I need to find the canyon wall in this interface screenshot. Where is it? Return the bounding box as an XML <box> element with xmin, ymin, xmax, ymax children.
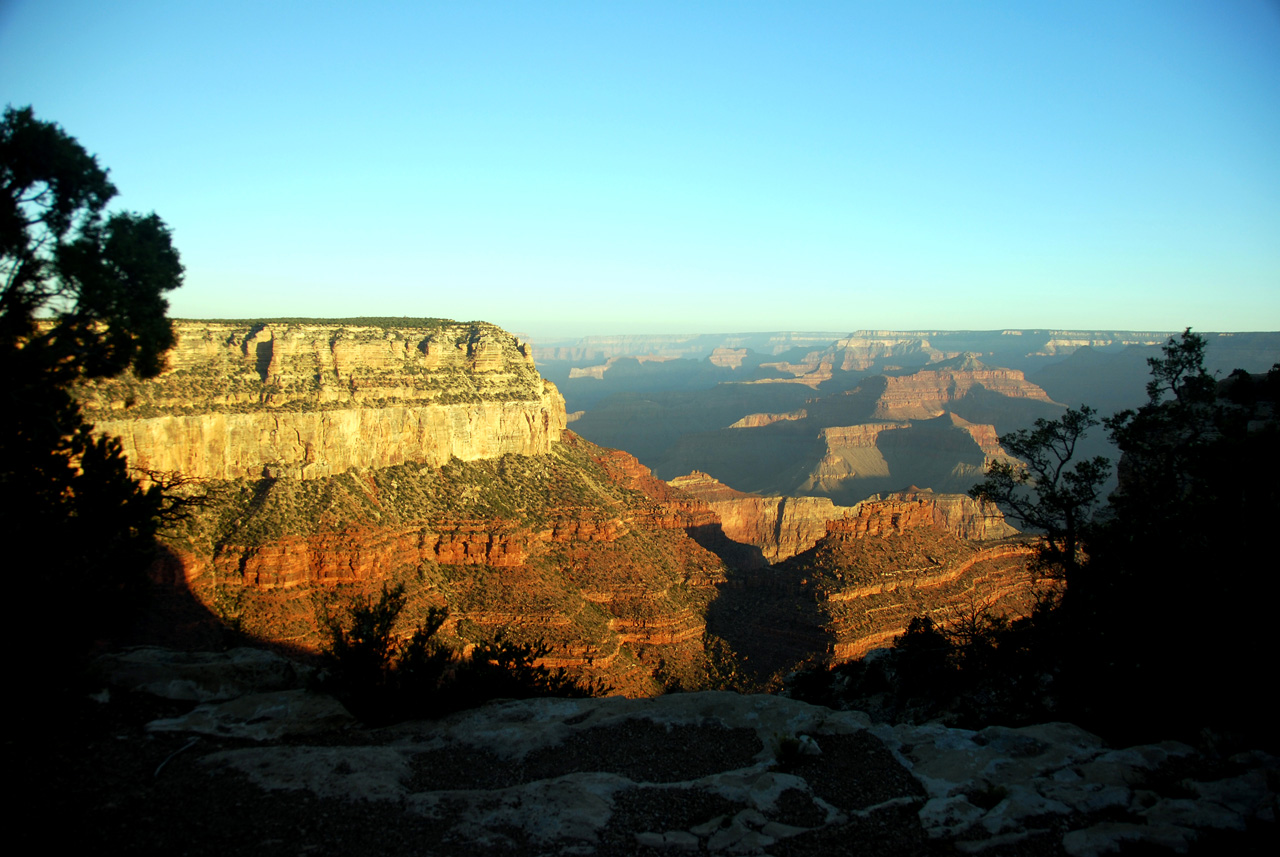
<box><xmin>669</xmin><ymin>471</ymin><xmax>1016</xmax><ymax>564</ymax></box>
<box><xmin>827</xmin><ymin>489</ymin><xmax>1017</xmax><ymax>542</ymax></box>
<box><xmin>99</xmin><ymin>319</ymin><xmax>1041</xmax><ymax>694</ymax></box>
<box><xmin>708</xmin><ymin>497</ymin><xmax>1033</xmax><ymax>679</ymax></box>
<box><xmin>80</xmin><ymin>320</ymin><xmax>748</xmax><ymax>694</ymax></box>
<box><xmin>871</xmin><ymin>356</ymin><xmax>1055</xmax><ymax>421</ymax></box>
<box><xmin>81</xmin><ymin>320</ymin><xmax>565</xmax><ymax>480</ymax></box>
<box><xmin>669</xmin><ymin>471</ymin><xmax>852</xmax><ymax>563</ymax></box>
<box><xmin>150</xmin><ymin>431</ymin><xmax>731</xmax><ymax>696</ymax></box>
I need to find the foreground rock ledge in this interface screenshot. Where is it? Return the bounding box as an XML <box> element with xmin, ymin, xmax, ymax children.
<box><xmin>94</xmin><ymin>647</ymin><xmax>1278</xmax><ymax>856</ymax></box>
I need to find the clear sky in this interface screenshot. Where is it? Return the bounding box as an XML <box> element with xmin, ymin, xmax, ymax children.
<box><xmin>3</xmin><ymin>1</ymin><xmax>1277</xmax><ymax>339</ymax></box>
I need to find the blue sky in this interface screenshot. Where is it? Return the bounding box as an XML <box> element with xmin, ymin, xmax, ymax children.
<box><xmin>2</xmin><ymin>1</ymin><xmax>1277</xmax><ymax>338</ymax></box>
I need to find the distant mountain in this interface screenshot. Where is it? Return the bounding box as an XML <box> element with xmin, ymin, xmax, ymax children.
<box><xmin>576</xmin><ymin>355</ymin><xmax>1062</xmax><ymax>504</ymax></box>
<box><xmin>539</xmin><ymin>329</ymin><xmax>1279</xmax><ymax>419</ymax></box>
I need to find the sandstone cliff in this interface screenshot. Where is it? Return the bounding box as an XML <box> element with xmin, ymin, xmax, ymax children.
<box><xmin>670</xmin><ymin>472</ymin><xmax>1016</xmax><ymax>565</ymax></box>
<box><xmin>81</xmin><ymin>320</ymin><xmax>565</xmax><ymax>480</ymax></box>
<box><xmin>153</xmin><ymin>432</ymin><xmax>730</xmax><ymax>696</ymax></box>
<box><xmin>871</xmin><ymin>355</ymin><xmax>1055</xmax><ymax>421</ymax></box>
<box><xmin>100</xmin><ymin>320</ymin><xmax>1042</xmax><ymax>696</ymax></box>
<box><xmin>669</xmin><ymin>471</ymin><xmax>857</xmax><ymax>563</ymax></box>
<box><xmin>82</xmin><ymin>320</ymin><xmax>742</xmax><ymax>694</ymax></box>
<box><xmin>827</xmin><ymin>488</ymin><xmax>1017</xmax><ymax>542</ymax></box>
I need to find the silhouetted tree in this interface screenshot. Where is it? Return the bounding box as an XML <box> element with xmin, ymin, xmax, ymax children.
<box><xmin>1</xmin><ymin>106</ymin><xmax>183</xmax><ymax>668</ymax></box>
<box><xmin>969</xmin><ymin>406</ymin><xmax>1110</xmax><ymax>584</ymax></box>
<box><xmin>1081</xmin><ymin>329</ymin><xmax>1280</xmax><ymax>742</ymax></box>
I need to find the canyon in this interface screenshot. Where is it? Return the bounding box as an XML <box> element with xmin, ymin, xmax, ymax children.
<box><xmin>633</xmin><ymin>357</ymin><xmax>1057</xmax><ymax>505</ymax></box>
<box><xmin>91</xmin><ymin>319</ymin><xmax>1042</xmax><ymax>693</ymax></box>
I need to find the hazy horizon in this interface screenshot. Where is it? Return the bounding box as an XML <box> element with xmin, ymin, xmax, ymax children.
<box><xmin>4</xmin><ymin>1</ymin><xmax>1277</xmax><ymax>338</ymax></box>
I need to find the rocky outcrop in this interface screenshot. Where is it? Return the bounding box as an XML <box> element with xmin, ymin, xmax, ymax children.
<box><xmin>567</xmin><ymin>354</ymin><xmax>679</xmax><ymax>380</ymax></box>
<box><xmin>793</xmin><ymin>416</ymin><xmax>1011</xmax><ymax>502</ymax></box>
<box><xmin>670</xmin><ymin>471</ymin><xmax>857</xmax><ymax>563</ymax></box>
<box><xmin>768</xmin><ymin>334</ymin><xmax>956</xmax><ymax>375</ymax></box>
<box><xmin>728</xmin><ymin>409</ymin><xmax>807</xmax><ymax>428</ymax></box>
<box><xmin>80</xmin><ymin>320</ymin><xmax>566</xmax><ymax>480</ymax></box>
<box><xmin>91</xmin><ymin>649</ymin><xmax>1280</xmax><ymax>857</ymax></box>
<box><xmin>872</xmin><ymin>355</ymin><xmax>1055</xmax><ymax>421</ymax></box>
<box><xmin>756</xmin><ymin>354</ymin><xmax>838</xmax><ymax>387</ymax></box>
<box><xmin>77</xmin><ymin>320</ymin><xmax>749</xmax><ymax>694</ymax></box>
<box><xmin>635</xmin><ymin>354</ymin><xmax>1054</xmax><ymax>505</ymax></box>
<box><xmin>708</xmin><ymin>489</ymin><xmax>1029</xmax><ymax>678</ymax></box>
<box><xmin>829</xmin><ymin>489</ymin><xmax>1017</xmax><ymax>542</ymax></box>
<box><xmin>95</xmin><ymin>400</ymin><xmax>565</xmax><ymax>480</ymax></box>
<box><xmin>667</xmin><ymin>471</ymin><xmax>1015</xmax><ymax>573</ymax></box>
<box><xmin>708</xmin><ymin>347</ymin><xmax>749</xmax><ymax>368</ymax></box>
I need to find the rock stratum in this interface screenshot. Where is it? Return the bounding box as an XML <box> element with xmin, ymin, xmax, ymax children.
<box><xmin>706</xmin><ymin>490</ymin><xmax>1034</xmax><ymax>679</ymax></box>
<box><xmin>80</xmin><ymin>320</ymin><xmax>566</xmax><ymax>480</ymax></box>
<box><xmin>81</xmin><ymin>320</ymin><xmax>727</xmax><ymax>694</ymax></box>
<box><xmin>147</xmin><ymin>430</ymin><xmax>731</xmax><ymax>696</ymax></box>
<box><xmin>668</xmin><ymin>472</ymin><xmax>1015</xmax><ymax>565</ymax></box>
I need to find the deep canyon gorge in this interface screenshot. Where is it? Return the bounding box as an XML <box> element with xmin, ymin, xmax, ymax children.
<box><xmin>81</xmin><ymin>319</ymin><xmax>1051</xmax><ymax>693</ymax></box>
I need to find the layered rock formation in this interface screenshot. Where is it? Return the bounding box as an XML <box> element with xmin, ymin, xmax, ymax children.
<box><xmin>669</xmin><ymin>472</ymin><xmax>1015</xmax><ymax>566</ymax></box>
<box><xmin>754</xmin><ymin>335</ymin><xmax>955</xmax><ymax>384</ymax></box>
<box><xmin>93</xmin><ymin>319</ymin><xmax>1046</xmax><ymax>695</ymax></box>
<box><xmin>668</xmin><ymin>471</ymin><xmax>856</xmax><ymax>563</ymax></box>
<box><xmin>728</xmin><ymin>409</ymin><xmax>807</xmax><ymax>428</ymax></box>
<box><xmin>567</xmin><ymin>354</ymin><xmax>679</xmax><ymax>380</ymax></box>
<box><xmin>871</xmin><ymin>355</ymin><xmax>1055</xmax><ymax>420</ymax></box>
<box><xmin>81</xmin><ymin>320</ymin><xmax>565</xmax><ymax>480</ymax></box>
<box><xmin>82</xmin><ymin>320</ymin><xmax>742</xmax><ymax>694</ymax></box>
<box><xmin>828</xmin><ymin>489</ymin><xmax>1017</xmax><ymax>542</ymax></box>
<box><xmin>706</xmin><ymin>487</ymin><xmax>1030</xmax><ymax>678</ymax></box>
<box><xmin>148</xmin><ymin>432</ymin><xmax>730</xmax><ymax>695</ymax></box>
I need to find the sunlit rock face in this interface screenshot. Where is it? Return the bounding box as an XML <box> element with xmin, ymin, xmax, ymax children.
<box><xmin>870</xmin><ymin>355</ymin><xmax>1056</xmax><ymax>421</ymax></box>
<box><xmin>668</xmin><ymin>471</ymin><xmax>855</xmax><ymax>563</ymax></box>
<box><xmin>80</xmin><ymin>320</ymin><xmax>566</xmax><ymax>479</ymax></box>
<box><xmin>668</xmin><ymin>471</ymin><xmax>1016</xmax><ymax>566</ymax></box>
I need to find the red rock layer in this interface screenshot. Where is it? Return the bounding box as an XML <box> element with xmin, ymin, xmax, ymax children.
<box><xmin>828</xmin><ymin>490</ymin><xmax>1016</xmax><ymax>541</ymax></box>
<box><xmin>873</xmin><ymin>358</ymin><xmax>1054</xmax><ymax>421</ymax></box>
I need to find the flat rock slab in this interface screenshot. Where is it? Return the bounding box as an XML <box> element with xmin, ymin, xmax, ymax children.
<box><xmin>80</xmin><ymin>648</ymin><xmax>1279</xmax><ymax>856</ymax></box>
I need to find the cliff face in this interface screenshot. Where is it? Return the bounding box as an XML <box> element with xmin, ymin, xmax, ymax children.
<box><xmin>87</xmin><ymin>320</ymin><xmax>738</xmax><ymax>694</ymax></box>
<box><xmin>708</xmin><ymin>500</ymin><xmax>1033</xmax><ymax>678</ymax></box>
<box><xmin>81</xmin><ymin>321</ymin><xmax>565</xmax><ymax>480</ymax></box>
<box><xmin>668</xmin><ymin>472</ymin><xmax>1015</xmax><ymax>564</ymax></box>
<box><xmin>760</xmin><ymin>335</ymin><xmax>954</xmax><ymax>378</ymax></box>
<box><xmin>648</xmin><ymin>356</ymin><xmax>1051</xmax><ymax>505</ymax></box>
<box><xmin>154</xmin><ymin>432</ymin><xmax>729</xmax><ymax>696</ymax></box>
<box><xmin>101</xmin><ymin>320</ymin><xmax>1042</xmax><ymax>694</ymax></box>
<box><xmin>669</xmin><ymin>471</ymin><xmax>854</xmax><ymax>563</ymax></box>
<box><xmin>827</xmin><ymin>489</ymin><xmax>1017</xmax><ymax>542</ymax></box>
<box><xmin>872</xmin><ymin>356</ymin><xmax>1055</xmax><ymax>421</ymax></box>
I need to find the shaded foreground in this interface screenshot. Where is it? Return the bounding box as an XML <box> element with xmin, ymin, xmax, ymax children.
<box><xmin>55</xmin><ymin>647</ymin><xmax>1279</xmax><ymax>856</ymax></box>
